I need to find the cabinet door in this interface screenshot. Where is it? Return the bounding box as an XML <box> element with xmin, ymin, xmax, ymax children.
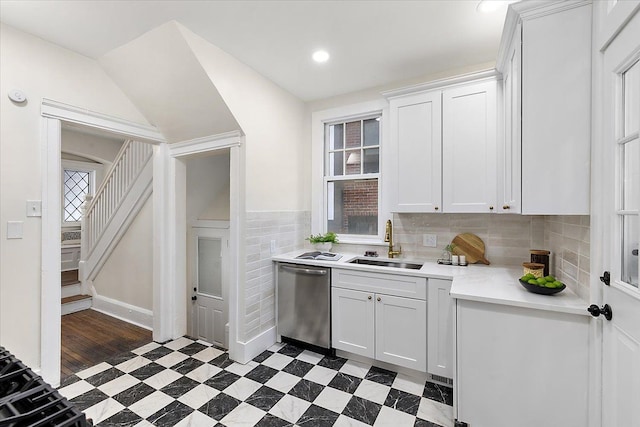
<box><xmin>427</xmin><ymin>279</ymin><xmax>453</xmax><ymax>379</ymax></box>
<box><xmin>498</xmin><ymin>23</ymin><xmax>522</xmax><ymax>214</ymax></box>
<box><xmin>521</xmin><ymin>3</ymin><xmax>591</xmax><ymax>214</ymax></box>
<box><xmin>455</xmin><ymin>300</ymin><xmax>589</xmax><ymax>426</ymax></box>
<box><xmin>389</xmin><ymin>91</ymin><xmax>442</xmax><ymax>213</ymax></box>
<box><xmin>442</xmin><ymin>80</ymin><xmax>497</xmax><ymax>213</ymax></box>
<box><xmin>331</xmin><ymin>287</ymin><xmax>375</xmax><ymax>358</ymax></box>
<box><xmin>375</xmin><ymin>293</ymin><xmax>427</xmax><ymax>372</ymax></box>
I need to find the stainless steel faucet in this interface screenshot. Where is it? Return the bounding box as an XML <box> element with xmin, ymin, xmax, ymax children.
<box><xmin>384</xmin><ymin>219</ymin><xmax>401</xmax><ymax>259</ymax></box>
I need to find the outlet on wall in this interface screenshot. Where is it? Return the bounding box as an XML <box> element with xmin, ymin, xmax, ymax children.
<box><xmin>423</xmin><ymin>233</ymin><xmax>437</xmax><ymax>247</ymax></box>
<box><xmin>270</xmin><ymin>240</ymin><xmax>277</xmax><ymax>254</ymax></box>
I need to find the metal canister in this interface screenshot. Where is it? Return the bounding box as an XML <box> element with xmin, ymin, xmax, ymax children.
<box><xmin>530</xmin><ymin>250</ymin><xmax>550</xmax><ymax>277</ymax></box>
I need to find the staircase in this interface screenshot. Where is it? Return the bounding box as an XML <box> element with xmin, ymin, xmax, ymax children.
<box><xmin>61</xmin><ymin>269</ymin><xmax>91</xmax><ymax>314</ymax></box>
<box><xmin>62</xmin><ymin>139</ymin><xmax>153</xmax><ymax>314</ymax></box>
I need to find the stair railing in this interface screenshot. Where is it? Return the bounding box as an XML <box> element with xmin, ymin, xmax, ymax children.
<box><xmin>81</xmin><ymin>140</ymin><xmax>153</xmax><ymax>258</ymax></box>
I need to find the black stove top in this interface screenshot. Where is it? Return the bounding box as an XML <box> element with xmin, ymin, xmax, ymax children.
<box><xmin>0</xmin><ymin>347</ymin><xmax>90</xmax><ymax>427</ymax></box>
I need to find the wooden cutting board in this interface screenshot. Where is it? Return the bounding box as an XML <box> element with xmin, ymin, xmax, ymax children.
<box><xmin>451</xmin><ymin>233</ymin><xmax>490</xmax><ymax>265</ymax></box>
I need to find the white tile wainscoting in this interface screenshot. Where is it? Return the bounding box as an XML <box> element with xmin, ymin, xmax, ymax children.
<box><xmin>244</xmin><ymin>211</ymin><xmax>310</xmax><ymax>342</ymax></box>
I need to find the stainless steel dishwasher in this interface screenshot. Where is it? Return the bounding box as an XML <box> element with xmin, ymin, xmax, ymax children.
<box><xmin>277</xmin><ymin>263</ymin><xmax>331</xmax><ymax>349</ymax></box>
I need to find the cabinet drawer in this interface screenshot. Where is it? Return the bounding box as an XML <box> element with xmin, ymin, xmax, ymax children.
<box><xmin>332</xmin><ymin>268</ymin><xmax>426</xmax><ymax>300</ymax></box>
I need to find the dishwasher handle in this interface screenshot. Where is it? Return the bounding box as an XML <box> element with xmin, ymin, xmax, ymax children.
<box><xmin>280</xmin><ymin>264</ymin><xmax>328</xmax><ymax>276</ymax></box>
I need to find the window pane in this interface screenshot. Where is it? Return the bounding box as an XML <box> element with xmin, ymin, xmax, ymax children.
<box><xmin>624</xmin><ymin>60</ymin><xmax>639</xmax><ymax>136</ymax></box>
<box><xmin>327</xmin><ymin>179</ymin><xmax>378</xmax><ymax>235</ymax></box>
<box><xmin>363</xmin><ymin>118</ymin><xmax>380</xmax><ymax>146</ymax></box>
<box><xmin>328</xmin><ymin>123</ymin><xmax>344</xmax><ymax>150</ymax></box>
<box><xmin>328</xmin><ymin>151</ymin><xmax>344</xmax><ymax>176</ymax></box>
<box><xmin>345</xmin><ymin>121</ymin><xmax>361</xmax><ymax>149</ymax></box>
<box><xmin>198</xmin><ymin>237</ymin><xmax>222</xmax><ymax>298</ymax></box>
<box><xmin>622</xmin><ymin>215</ymin><xmax>639</xmax><ymax>287</ymax></box>
<box><xmin>623</xmin><ymin>139</ymin><xmax>639</xmax><ymax>211</ymax></box>
<box><xmin>63</xmin><ymin>169</ymin><xmax>91</xmax><ymax>222</ymax></box>
<box><xmin>345</xmin><ymin>150</ymin><xmax>361</xmax><ymax>175</ymax></box>
<box><xmin>363</xmin><ymin>148</ymin><xmax>379</xmax><ymax>173</ymax></box>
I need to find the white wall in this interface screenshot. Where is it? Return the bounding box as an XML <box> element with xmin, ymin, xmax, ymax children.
<box><xmin>99</xmin><ymin>21</ymin><xmax>240</xmax><ymax>144</ymax></box>
<box><xmin>92</xmin><ymin>197</ymin><xmax>153</xmax><ymax>311</ymax></box>
<box><xmin>186</xmin><ymin>152</ymin><xmax>230</xmax><ymax>222</ymax></box>
<box><xmin>0</xmin><ymin>23</ymin><xmax>148</xmax><ymax>368</ymax></box>
<box><xmin>178</xmin><ymin>24</ymin><xmax>309</xmax><ymax>212</ymax></box>
<box><xmin>61</xmin><ymin>127</ymin><xmax>125</xmax><ymax>166</ymax></box>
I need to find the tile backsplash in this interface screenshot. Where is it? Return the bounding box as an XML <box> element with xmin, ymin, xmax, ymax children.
<box><xmin>338</xmin><ymin>213</ymin><xmax>545</xmax><ymax>266</ymax></box>
<box><xmin>543</xmin><ymin>216</ymin><xmax>590</xmax><ymax>300</ymax></box>
<box><xmin>336</xmin><ymin>213</ymin><xmax>591</xmax><ymax>298</ymax></box>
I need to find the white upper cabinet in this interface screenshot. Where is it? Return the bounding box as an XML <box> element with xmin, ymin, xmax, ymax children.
<box><xmin>498</xmin><ymin>23</ymin><xmax>522</xmax><ymax>214</ymax></box>
<box><xmin>442</xmin><ymin>80</ymin><xmax>497</xmax><ymax>213</ymax></box>
<box><xmin>386</xmin><ymin>73</ymin><xmax>499</xmax><ymax>213</ymax></box>
<box><xmin>389</xmin><ymin>91</ymin><xmax>442</xmax><ymax>212</ymax></box>
<box><xmin>497</xmin><ymin>1</ymin><xmax>592</xmax><ymax>215</ymax></box>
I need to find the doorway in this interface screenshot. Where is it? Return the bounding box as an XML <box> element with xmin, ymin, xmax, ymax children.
<box><xmin>40</xmin><ymin>100</ymin><xmax>165</xmax><ymax>387</ymax></box>
<box><xmin>190</xmin><ymin>225</ymin><xmax>229</xmax><ymax>348</ymax></box>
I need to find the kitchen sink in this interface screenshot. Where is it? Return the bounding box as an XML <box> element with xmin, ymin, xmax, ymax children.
<box><xmin>349</xmin><ymin>258</ymin><xmax>423</xmax><ymax>270</ymax></box>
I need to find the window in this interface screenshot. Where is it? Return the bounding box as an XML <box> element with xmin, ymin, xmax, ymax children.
<box><xmin>617</xmin><ymin>59</ymin><xmax>639</xmax><ymax>287</ymax></box>
<box><xmin>62</xmin><ymin>160</ymin><xmax>101</xmax><ymax>226</ymax></box>
<box><xmin>325</xmin><ymin>116</ymin><xmax>381</xmax><ymax>237</ymax></box>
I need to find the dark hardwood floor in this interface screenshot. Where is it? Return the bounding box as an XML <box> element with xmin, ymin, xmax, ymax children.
<box><xmin>61</xmin><ymin>309</ymin><xmax>152</xmax><ymax>379</ymax></box>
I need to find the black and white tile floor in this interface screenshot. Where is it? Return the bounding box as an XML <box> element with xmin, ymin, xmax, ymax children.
<box><xmin>58</xmin><ymin>337</ymin><xmax>454</xmax><ymax>426</ymax></box>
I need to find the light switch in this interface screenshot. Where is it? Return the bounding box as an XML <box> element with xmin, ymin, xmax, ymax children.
<box><xmin>7</xmin><ymin>221</ymin><xmax>23</xmax><ymax>239</ymax></box>
<box><xmin>423</xmin><ymin>233</ymin><xmax>437</xmax><ymax>247</ymax></box>
<box><xmin>26</xmin><ymin>200</ymin><xmax>42</xmax><ymax>217</ymax></box>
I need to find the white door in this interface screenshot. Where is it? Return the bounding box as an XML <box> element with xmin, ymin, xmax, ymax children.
<box><xmin>191</xmin><ymin>227</ymin><xmax>229</xmax><ymax>348</ymax></box>
<box><xmin>597</xmin><ymin>5</ymin><xmax>640</xmax><ymax>426</ymax></box>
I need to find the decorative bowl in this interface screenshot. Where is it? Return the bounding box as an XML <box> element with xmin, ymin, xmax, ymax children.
<box><xmin>518</xmin><ymin>279</ymin><xmax>566</xmax><ymax>295</ymax></box>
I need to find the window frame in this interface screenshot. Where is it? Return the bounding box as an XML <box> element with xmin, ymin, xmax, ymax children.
<box><xmin>311</xmin><ymin>100</ymin><xmax>389</xmax><ymax>245</ymax></box>
<box><xmin>61</xmin><ymin>159</ymin><xmax>103</xmax><ymax>228</ymax></box>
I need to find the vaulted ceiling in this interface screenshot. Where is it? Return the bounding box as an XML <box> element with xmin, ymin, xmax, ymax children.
<box><xmin>0</xmin><ymin>0</ymin><xmax>514</xmax><ymax>101</ymax></box>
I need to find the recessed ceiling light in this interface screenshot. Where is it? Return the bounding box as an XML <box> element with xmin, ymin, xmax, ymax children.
<box><xmin>312</xmin><ymin>50</ymin><xmax>330</xmax><ymax>63</ymax></box>
<box><xmin>476</xmin><ymin>0</ymin><xmax>504</xmax><ymax>13</ymax></box>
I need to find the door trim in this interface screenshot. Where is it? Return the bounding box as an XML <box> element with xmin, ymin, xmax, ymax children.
<box><xmin>167</xmin><ymin>133</ymin><xmax>244</xmax><ymax>363</ymax></box>
<box><xmin>40</xmin><ymin>102</ymin><xmax>164</xmax><ymax>387</ymax></box>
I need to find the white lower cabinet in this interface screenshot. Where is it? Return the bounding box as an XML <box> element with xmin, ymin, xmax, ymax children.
<box><xmin>331</xmin><ymin>269</ymin><xmax>427</xmax><ymax>372</ymax></box>
<box><xmin>331</xmin><ymin>287</ymin><xmax>375</xmax><ymax>358</ymax></box>
<box><xmin>375</xmin><ymin>293</ymin><xmax>426</xmax><ymax>371</ymax></box>
<box><xmin>454</xmin><ymin>299</ymin><xmax>589</xmax><ymax>427</ymax></box>
<box><xmin>427</xmin><ymin>278</ymin><xmax>453</xmax><ymax>379</ymax></box>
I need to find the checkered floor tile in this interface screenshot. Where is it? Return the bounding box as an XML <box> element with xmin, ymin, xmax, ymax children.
<box><xmin>59</xmin><ymin>338</ymin><xmax>454</xmax><ymax>426</ymax></box>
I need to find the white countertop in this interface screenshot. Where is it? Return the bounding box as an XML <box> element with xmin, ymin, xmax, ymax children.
<box><xmin>273</xmin><ymin>250</ymin><xmax>589</xmax><ymax>316</ymax></box>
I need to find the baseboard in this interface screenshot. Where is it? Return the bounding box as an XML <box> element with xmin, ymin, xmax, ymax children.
<box><xmin>91</xmin><ymin>293</ymin><xmax>153</xmax><ymax>330</ymax></box>
<box><xmin>235</xmin><ymin>326</ymin><xmax>276</xmax><ymax>364</ymax></box>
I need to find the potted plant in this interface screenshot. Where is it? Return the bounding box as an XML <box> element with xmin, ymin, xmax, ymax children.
<box><xmin>306</xmin><ymin>232</ymin><xmax>339</xmax><ymax>252</ymax></box>
<box><xmin>441</xmin><ymin>243</ymin><xmax>456</xmax><ymax>262</ymax></box>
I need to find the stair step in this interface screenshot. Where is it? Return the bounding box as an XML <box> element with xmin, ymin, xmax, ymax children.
<box><xmin>62</xmin><ymin>282</ymin><xmax>82</xmax><ymax>299</ymax></box>
<box><xmin>61</xmin><ymin>270</ymin><xmax>79</xmax><ymax>286</ymax></box>
<box><xmin>62</xmin><ymin>294</ymin><xmax>91</xmax><ymax>304</ymax></box>
<box><xmin>62</xmin><ymin>280</ymin><xmax>81</xmax><ymax>287</ymax></box>
<box><xmin>62</xmin><ymin>294</ymin><xmax>92</xmax><ymax>316</ymax></box>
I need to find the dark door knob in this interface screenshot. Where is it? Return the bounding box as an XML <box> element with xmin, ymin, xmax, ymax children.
<box><xmin>191</xmin><ymin>295</ymin><xmax>197</xmax><ymax>301</ymax></box>
<box><xmin>599</xmin><ymin>271</ymin><xmax>610</xmax><ymax>286</ymax></box>
<box><xmin>588</xmin><ymin>304</ymin><xmax>612</xmax><ymax>321</ymax></box>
